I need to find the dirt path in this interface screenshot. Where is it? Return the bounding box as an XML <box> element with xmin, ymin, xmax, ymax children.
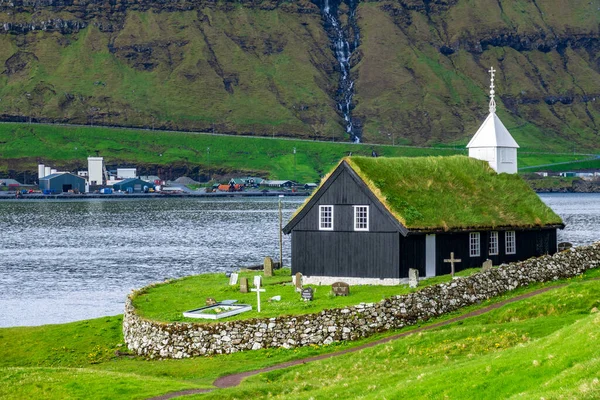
<box><xmin>148</xmin><ymin>283</ymin><xmax>565</xmax><ymax>399</ymax></box>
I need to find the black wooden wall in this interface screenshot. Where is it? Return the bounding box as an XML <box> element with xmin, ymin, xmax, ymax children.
<box><xmin>290</xmin><ymin>164</ymin><xmax>401</xmax><ymax>279</ymax></box>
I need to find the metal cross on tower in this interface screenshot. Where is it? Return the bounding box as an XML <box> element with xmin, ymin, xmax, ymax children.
<box><xmin>489</xmin><ymin>66</ymin><xmax>497</xmax><ymax>113</ymax></box>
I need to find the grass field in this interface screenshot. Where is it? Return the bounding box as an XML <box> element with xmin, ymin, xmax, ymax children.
<box><xmin>132</xmin><ymin>267</ymin><xmax>479</xmax><ymax>323</ymax></box>
<box><xmin>1</xmin><ymin>122</ymin><xmax>598</xmax><ymax>183</ymax></box>
<box><xmin>1</xmin><ymin>268</ymin><xmax>600</xmax><ymax>399</ymax></box>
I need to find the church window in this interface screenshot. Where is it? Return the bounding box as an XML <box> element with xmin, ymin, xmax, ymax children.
<box><xmin>353</xmin><ymin>205</ymin><xmax>369</xmax><ymax>231</ymax></box>
<box><xmin>319</xmin><ymin>205</ymin><xmax>334</xmax><ymax>230</ymax></box>
<box><xmin>489</xmin><ymin>231</ymin><xmax>499</xmax><ymax>255</ymax></box>
<box><xmin>469</xmin><ymin>232</ymin><xmax>480</xmax><ymax>257</ymax></box>
<box><xmin>505</xmin><ymin>231</ymin><xmax>516</xmax><ymax>254</ymax></box>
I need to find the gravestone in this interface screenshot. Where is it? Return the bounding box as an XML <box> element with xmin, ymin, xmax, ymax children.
<box><xmin>295</xmin><ymin>272</ymin><xmax>303</xmax><ymax>292</ymax></box>
<box><xmin>332</xmin><ymin>282</ymin><xmax>350</xmax><ymax>296</ymax></box>
<box><xmin>481</xmin><ymin>259</ymin><xmax>493</xmax><ymax>272</ymax></box>
<box><xmin>408</xmin><ymin>268</ymin><xmax>419</xmax><ymax>288</ymax></box>
<box><xmin>239</xmin><ymin>277</ymin><xmax>249</xmax><ymax>293</ymax></box>
<box><xmin>558</xmin><ymin>242</ymin><xmax>573</xmax><ymax>252</ymax></box>
<box><xmin>301</xmin><ymin>287</ymin><xmax>314</xmax><ymax>301</ymax></box>
<box><xmin>229</xmin><ymin>273</ymin><xmax>239</xmax><ymax>285</ymax></box>
<box><xmin>444</xmin><ymin>252</ymin><xmax>462</xmax><ymax>277</ymax></box>
<box><xmin>263</xmin><ymin>257</ymin><xmax>274</xmax><ymax>277</ymax></box>
<box><xmin>206</xmin><ymin>297</ymin><xmax>217</xmax><ymax>306</ymax></box>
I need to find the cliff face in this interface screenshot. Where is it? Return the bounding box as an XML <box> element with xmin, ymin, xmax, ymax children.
<box><xmin>1</xmin><ymin>0</ymin><xmax>599</xmax><ymax>149</ymax></box>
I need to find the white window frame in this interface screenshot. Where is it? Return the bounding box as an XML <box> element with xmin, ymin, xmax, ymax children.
<box><xmin>489</xmin><ymin>231</ymin><xmax>499</xmax><ymax>256</ymax></box>
<box><xmin>469</xmin><ymin>232</ymin><xmax>481</xmax><ymax>257</ymax></box>
<box><xmin>319</xmin><ymin>205</ymin><xmax>334</xmax><ymax>231</ymax></box>
<box><xmin>505</xmin><ymin>231</ymin><xmax>516</xmax><ymax>254</ymax></box>
<box><xmin>353</xmin><ymin>205</ymin><xmax>369</xmax><ymax>231</ymax></box>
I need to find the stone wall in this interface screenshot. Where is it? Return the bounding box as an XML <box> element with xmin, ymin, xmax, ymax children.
<box><xmin>123</xmin><ymin>242</ymin><xmax>600</xmax><ymax>358</ymax></box>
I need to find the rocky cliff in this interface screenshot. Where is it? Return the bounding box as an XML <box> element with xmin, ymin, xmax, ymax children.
<box><xmin>1</xmin><ymin>0</ymin><xmax>599</xmax><ymax>148</ymax></box>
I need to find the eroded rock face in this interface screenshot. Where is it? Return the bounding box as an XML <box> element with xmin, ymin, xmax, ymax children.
<box><xmin>123</xmin><ymin>242</ymin><xmax>600</xmax><ymax>359</ymax></box>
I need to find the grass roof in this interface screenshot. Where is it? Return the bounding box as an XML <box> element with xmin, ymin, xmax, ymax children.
<box><xmin>345</xmin><ymin>156</ymin><xmax>562</xmax><ymax>231</ymax></box>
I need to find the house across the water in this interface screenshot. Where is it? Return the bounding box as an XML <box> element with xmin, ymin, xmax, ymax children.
<box><xmin>283</xmin><ymin>67</ymin><xmax>563</xmax><ymax>285</ymax></box>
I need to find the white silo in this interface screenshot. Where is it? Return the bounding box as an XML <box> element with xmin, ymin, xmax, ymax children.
<box><xmin>50</xmin><ymin>169</ymin><xmax>57</xmax><ymax>174</ymax></box>
<box><xmin>44</xmin><ymin>166</ymin><xmax>51</xmax><ymax>177</ymax></box>
<box><xmin>38</xmin><ymin>164</ymin><xmax>45</xmax><ymax>179</ymax></box>
<box><xmin>87</xmin><ymin>157</ymin><xmax>104</xmax><ymax>186</ymax></box>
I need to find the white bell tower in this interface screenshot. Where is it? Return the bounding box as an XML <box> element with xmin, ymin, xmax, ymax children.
<box><xmin>467</xmin><ymin>67</ymin><xmax>519</xmax><ymax>174</ymax></box>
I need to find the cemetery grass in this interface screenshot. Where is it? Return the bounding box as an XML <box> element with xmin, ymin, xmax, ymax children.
<box><xmin>1</xmin><ymin>122</ymin><xmax>597</xmax><ymax>183</ymax></box>
<box><xmin>0</xmin><ymin>269</ymin><xmax>599</xmax><ymax>399</ymax></box>
<box><xmin>131</xmin><ymin>267</ymin><xmax>482</xmax><ymax>323</ymax></box>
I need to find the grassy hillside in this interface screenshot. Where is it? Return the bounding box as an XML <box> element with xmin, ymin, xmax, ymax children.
<box><xmin>1</xmin><ymin>268</ymin><xmax>599</xmax><ymax>399</ymax></box>
<box><xmin>0</xmin><ymin>0</ymin><xmax>598</xmax><ymax>149</ymax></box>
<box><xmin>1</xmin><ymin>122</ymin><xmax>598</xmax><ymax>182</ymax></box>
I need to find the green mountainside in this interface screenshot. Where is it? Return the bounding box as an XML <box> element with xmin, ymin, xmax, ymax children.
<box><xmin>0</xmin><ymin>0</ymin><xmax>599</xmax><ymax>150</ymax></box>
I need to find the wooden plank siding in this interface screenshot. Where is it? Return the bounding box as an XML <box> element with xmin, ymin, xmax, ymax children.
<box><xmin>292</xmin><ymin>231</ymin><xmax>400</xmax><ymax>278</ymax></box>
<box><xmin>432</xmin><ymin>229</ymin><xmax>558</xmax><ymax>275</ymax></box>
<box><xmin>290</xmin><ymin>165</ymin><xmax>401</xmax><ymax>278</ymax></box>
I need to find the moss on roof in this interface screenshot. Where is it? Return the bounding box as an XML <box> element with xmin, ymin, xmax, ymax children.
<box><xmin>344</xmin><ymin>156</ymin><xmax>562</xmax><ymax>231</ymax></box>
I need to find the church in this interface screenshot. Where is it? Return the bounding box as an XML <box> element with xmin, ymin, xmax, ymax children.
<box><xmin>283</xmin><ymin>68</ymin><xmax>564</xmax><ymax>285</ymax></box>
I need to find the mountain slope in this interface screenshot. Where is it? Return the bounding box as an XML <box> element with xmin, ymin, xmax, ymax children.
<box><xmin>0</xmin><ymin>0</ymin><xmax>599</xmax><ymax>149</ymax></box>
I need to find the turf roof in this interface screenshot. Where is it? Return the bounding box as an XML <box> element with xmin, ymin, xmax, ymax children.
<box><xmin>341</xmin><ymin>156</ymin><xmax>562</xmax><ymax>231</ymax></box>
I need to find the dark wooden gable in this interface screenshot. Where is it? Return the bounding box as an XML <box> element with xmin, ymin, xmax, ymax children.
<box><xmin>283</xmin><ymin>161</ymin><xmax>407</xmax><ymax>234</ymax></box>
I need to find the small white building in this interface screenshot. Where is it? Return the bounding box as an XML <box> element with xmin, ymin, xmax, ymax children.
<box><xmin>88</xmin><ymin>157</ymin><xmax>104</xmax><ymax>186</ymax></box>
<box><xmin>117</xmin><ymin>168</ymin><xmax>137</xmax><ymax>179</ymax></box>
<box><xmin>467</xmin><ymin>67</ymin><xmax>519</xmax><ymax>174</ymax></box>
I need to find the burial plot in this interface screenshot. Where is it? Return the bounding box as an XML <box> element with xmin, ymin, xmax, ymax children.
<box><xmin>481</xmin><ymin>259</ymin><xmax>493</xmax><ymax>272</ymax></box>
<box><xmin>301</xmin><ymin>287</ymin><xmax>313</xmax><ymax>301</ymax></box>
<box><xmin>294</xmin><ymin>272</ymin><xmax>303</xmax><ymax>292</ymax></box>
<box><xmin>239</xmin><ymin>277</ymin><xmax>249</xmax><ymax>293</ymax></box>
<box><xmin>332</xmin><ymin>282</ymin><xmax>350</xmax><ymax>296</ymax></box>
<box><xmin>264</xmin><ymin>257</ymin><xmax>274</xmax><ymax>277</ymax></box>
<box><xmin>408</xmin><ymin>268</ymin><xmax>419</xmax><ymax>288</ymax></box>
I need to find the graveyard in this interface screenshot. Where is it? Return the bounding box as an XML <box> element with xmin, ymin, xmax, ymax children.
<box><xmin>131</xmin><ymin>264</ymin><xmax>479</xmax><ymax>324</ymax></box>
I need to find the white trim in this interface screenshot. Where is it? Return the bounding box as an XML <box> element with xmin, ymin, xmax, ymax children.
<box><xmin>469</xmin><ymin>232</ymin><xmax>481</xmax><ymax>257</ymax></box>
<box><xmin>505</xmin><ymin>231</ymin><xmax>516</xmax><ymax>254</ymax></box>
<box><xmin>303</xmin><ymin>275</ymin><xmax>404</xmax><ymax>286</ymax></box>
<box><xmin>353</xmin><ymin>205</ymin><xmax>369</xmax><ymax>231</ymax></box>
<box><xmin>319</xmin><ymin>205</ymin><xmax>334</xmax><ymax>231</ymax></box>
<box><xmin>489</xmin><ymin>231</ymin><xmax>499</xmax><ymax>255</ymax></box>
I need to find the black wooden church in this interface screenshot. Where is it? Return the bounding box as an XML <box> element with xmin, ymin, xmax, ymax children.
<box><xmin>283</xmin><ymin>156</ymin><xmax>563</xmax><ymax>285</ymax></box>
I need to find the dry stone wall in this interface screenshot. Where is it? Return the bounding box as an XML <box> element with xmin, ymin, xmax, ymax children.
<box><xmin>123</xmin><ymin>243</ymin><xmax>600</xmax><ymax>358</ymax></box>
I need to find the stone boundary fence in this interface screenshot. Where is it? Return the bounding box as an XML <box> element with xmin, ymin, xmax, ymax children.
<box><xmin>123</xmin><ymin>242</ymin><xmax>600</xmax><ymax>359</ymax></box>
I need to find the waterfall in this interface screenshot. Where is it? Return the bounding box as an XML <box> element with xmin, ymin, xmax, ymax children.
<box><xmin>317</xmin><ymin>0</ymin><xmax>360</xmax><ymax>143</ymax></box>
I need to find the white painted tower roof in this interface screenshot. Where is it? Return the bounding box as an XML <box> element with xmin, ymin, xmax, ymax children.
<box><xmin>467</xmin><ymin>67</ymin><xmax>519</xmax><ymax>149</ymax></box>
<box><xmin>466</xmin><ymin>112</ymin><xmax>519</xmax><ymax>148</ymax></box>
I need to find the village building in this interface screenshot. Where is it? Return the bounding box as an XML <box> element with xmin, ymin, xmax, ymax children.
<box><xmin>283</xmin><ymin>68</ymin><xmax>564</xmax><ymax>285</ymax></box>
<box><xmin>112</xmin><ymin>178</ymin><xmax>153</xmax><ymax>193</ymax></box>
<box><xmin>39</xmin><ymin>172</ymin><xmax>86</xmax><ymax>194</ymax></box>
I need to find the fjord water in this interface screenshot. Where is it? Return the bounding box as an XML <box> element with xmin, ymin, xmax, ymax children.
<box><xmin>0</xmin><ymin>194</ymin><xmax>598</xmax><ymax>327</ymax></box>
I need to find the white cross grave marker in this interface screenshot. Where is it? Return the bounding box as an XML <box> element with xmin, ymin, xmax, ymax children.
<box><xmin>444</xmin><ymin>252</ymin><xmax>462</xmax><ymax>278</ymax></box>
<box><xmin>250</xmin><ymin>275</ymin><xmax>266</xmax><ymax>313</ymax></box>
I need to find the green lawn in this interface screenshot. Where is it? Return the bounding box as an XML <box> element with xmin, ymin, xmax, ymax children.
<box><xmin>131</xmin><ymin>267</ymin><xmax>479</xmax><ymax>323</ymax></box>
<box><xmin>1</xmin><ymin>122</ymin><xmax>597</xmax><ymax>184</ymax></box>
<box><xmin>2</xmin><ymin>269</ymin><xmax>600</xmax><ymax>399</ymax></box>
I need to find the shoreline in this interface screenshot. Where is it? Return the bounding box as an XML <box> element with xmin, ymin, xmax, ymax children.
<box><xmin>0</xmin><ymin>191</ymin><xmax>311</xmax><ymax>200</ymax></box>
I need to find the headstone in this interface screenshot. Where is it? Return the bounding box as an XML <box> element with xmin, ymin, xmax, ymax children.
<box><xmin>239</xmin><ymin>277</ymin><xmax>249</xmax><ymax>293</ymax></box>
<box><xmin>295</xmin><ymin>272</ymin><xmax>303</xmax><ymax>292</ymax></box>
<box><xmin>301</xmin><ymin>287</ymin><xmax>314</xmax><ymax>301</ymax></box>
<box><xmin>558</xmin><ymin>242</ymin><xmax>573</xmax><ymax>252</ymax></box>
<box><xmin>263</xmin><ymin>257</ymin><xmax>274</xmax><ymax>277</ymax></box>
<box><xmin>206</xmin><ymin>297</ymin><xmax>217</xmax><ymax>306</ymax></box>
<box><xmin>408</xmin><ymin>268</ymin><xmax>419</xmax><ymax>288</ymax></box>
<box><xmin>269</xmin><ymin>295</ymin><xmax>281</xmax><ymax>302</ymax></box>
<box><xmin>481</xmin><ymin>259</ymin><xmax>493</xmax><ymax>272</ymax></box>
<box><xmin>229</xmin><ymin>272</ymin><xmax>239</xmax><ymax>285</ymax></box>
<box><xmin>332</xmin><ymin>282</ymin><xmax>350</xmax><ymax>296</ymax></box>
